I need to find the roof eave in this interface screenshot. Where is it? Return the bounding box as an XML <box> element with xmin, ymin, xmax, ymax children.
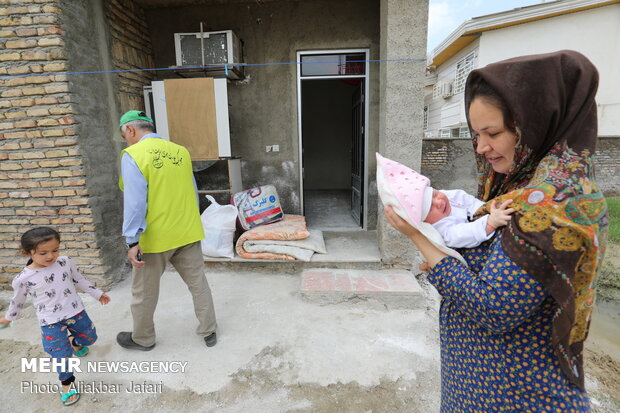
<box><xmin>429</xmin><ymin>0</ymin><xmax>620</xmax><ymax>67</ymax></box>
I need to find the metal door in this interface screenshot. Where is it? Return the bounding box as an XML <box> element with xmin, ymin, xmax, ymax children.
<box><xmin>350</xmin><ymin>81</ymin><xmax>365</xmax><ymax>226</ymax></box>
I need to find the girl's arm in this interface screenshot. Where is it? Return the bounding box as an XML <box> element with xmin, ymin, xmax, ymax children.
<box><xmin>65</xmin><ymin>257</ymin><xmax>103</xmax><ymax>300</ymax></box>
<box><xmin>4</xmin><ymin>278</ymin><xmax>29</xmax><ymax>322</ymax></box>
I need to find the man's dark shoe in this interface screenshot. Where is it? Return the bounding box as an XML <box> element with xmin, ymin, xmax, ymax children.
<box><xmin>204</xmin><ymin>332</ymin><xmax>217</xmax><ymax>347</ymax></box>
<box><xmin>116</xmin><ymin>331</ymin><xmax>155</xmax><ymax>351</ymax></box>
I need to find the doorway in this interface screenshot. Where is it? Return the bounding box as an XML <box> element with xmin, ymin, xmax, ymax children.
<box><xmin>297</xmin><ymin>50</ymin><xmax>369</xmax><ymax>230</ymax></box>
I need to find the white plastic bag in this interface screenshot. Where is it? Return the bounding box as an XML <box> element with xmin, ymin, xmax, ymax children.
<box><xmin>200</xmin><ymin>195</ymin><xmax>238</xmax><ymax>259</ymax></box>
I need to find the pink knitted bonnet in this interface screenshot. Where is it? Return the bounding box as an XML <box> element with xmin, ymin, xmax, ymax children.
<box><xmin>376</xmin><ymin>153</ymin><xmax>433</xmax><ymax>227</ymax></box>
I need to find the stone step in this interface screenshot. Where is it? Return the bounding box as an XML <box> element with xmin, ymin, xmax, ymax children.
<box><xmin>300</xmin><ymin>268</ymin><xmax>425</xmax><ymax>309</ymax></box>
<box><xmin>204</xmin><ymin>230</ymin><xmax>383</xmax><ymax>272</ymax></box>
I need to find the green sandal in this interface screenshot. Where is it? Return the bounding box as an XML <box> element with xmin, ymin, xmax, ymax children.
<box><xmin>73</xmin><ymin>346</ymin><xmax>89</xmax><ymax>357</ymax></box>
<box><xmin>60</xmin><ymin>388</ymin><xmax>80</xmax><ymax>406</ymax></box>
<box><xmin>69</xmin><ymin>336</ymin><xmax>89</xmax><ymax>357</ymax></box>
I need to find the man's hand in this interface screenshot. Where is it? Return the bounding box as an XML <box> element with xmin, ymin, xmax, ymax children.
<box><xmin>486</xmin><ymin>199</ymin><xmax>515</xmax><ymax>234</ymax></box>
<box><xmin>128</xmin><ymin>245</ymin><xmax>145</xmax><ymax>268</ymax></box>
<box><xmin>99</xmin><ymin>293</ymin><xmax>111</xmax><ymax>305</ymax></box>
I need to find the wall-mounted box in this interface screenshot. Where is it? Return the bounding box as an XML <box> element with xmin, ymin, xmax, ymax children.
<box><xmin>146</xmin><ymin>78</ymin><xmax>231</xmax><ymax>160</ymax></box>
<box><xmin>173</xmin><ymin>30</ymin><xmax>243</xmax><ymax>80</ymax></box>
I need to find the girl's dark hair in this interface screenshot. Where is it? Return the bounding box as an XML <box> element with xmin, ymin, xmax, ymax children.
<box><xmin>467</xmin><ymin>77</ymin><xmax>517</xmax><ymax>134</ymax></box>
<box><xmin>21</xmin><ymin>227</ymin><xmax>60</xmax><ymax>265</ymax></box>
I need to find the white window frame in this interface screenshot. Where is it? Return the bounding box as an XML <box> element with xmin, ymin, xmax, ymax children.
<box><xmin>453</xmin><ymin>52</ymin><xmax>475</xmax><ymax>95</ymax></box>
<box><xmin>432</xmin><ymin>83</ymin><xmax>442</xmax><ymax>99</ymax></box>
<box><xmin>423</xmin><ymin>105</ymin><xmax>429</xmax><ymax>130</ymax></box>
<box><xmin>459</xmin><ymin>126</ymin><xmax>470</xmax><ymax>138</ymax></box>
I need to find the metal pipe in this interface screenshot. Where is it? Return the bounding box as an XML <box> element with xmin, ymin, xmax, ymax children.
<box><xmin>200</xmin><ymin>21</ymin><xmax>205</xmax><ymax>69</ymax></box>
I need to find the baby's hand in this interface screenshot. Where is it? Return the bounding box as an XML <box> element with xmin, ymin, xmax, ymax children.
<box><xmin>99</xmin><ymin>293</ymin><xmax>111</xmax><ymax>305</ymax></box>
<box><xmin>487</xmin><ymin>199</ymin><xmax>515</xmax><ymax>232</ymax></box>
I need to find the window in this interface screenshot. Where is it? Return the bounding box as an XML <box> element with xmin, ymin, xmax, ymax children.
<box><xmin>438</xmin><ymin>126</ymin><xmax>470</xmax><ymax>138</ymax></box>
<box><xmin>459</xmin><ymin>126</ymin><xmax>470</xmax><ymax>138</ymax></box>
<box><xmin>300</xmin><ymin>53</ymin><xmax>366</xmax><ymax>76</ymax></box>
<box><xmin>432</xmin><ymin>83</ymin><xmax>442</xmax><ymax>99</ymax></box>
<box><xmin>423</xmin><ymin>105</ymin><xmax>429</xmax><ymax>130</ymax></box>
<box><xmin>453</xmin><ymin>52</ymin><xmax>475</xmax><ymax>95</ymax></box>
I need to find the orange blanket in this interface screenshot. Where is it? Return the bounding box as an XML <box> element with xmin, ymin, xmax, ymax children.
<box><xmin>235</xmin><ymin>215</ymin><xmax>310</xmax><ymax>261</ymax></box>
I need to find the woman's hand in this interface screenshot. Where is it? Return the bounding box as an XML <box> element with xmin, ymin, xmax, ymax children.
<box><xmin>384</xmin><ymin>206</ymin><xmax>422</xmax><ymax>240</ymax></box>
<box><xmin>384</xmin><ymin>206</ymin><xmax>448</xmax><ymax>268</ymax></box>
<box><xmin>419</xmin><ymin>262</ymin><xmax>431</xmax><ymax>272</ymax></box>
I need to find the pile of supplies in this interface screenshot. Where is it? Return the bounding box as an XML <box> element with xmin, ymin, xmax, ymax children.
<box><xmin>200</xmin><ymin>185</ymin><xmax>326</xmax><ymax>261</ymax></box>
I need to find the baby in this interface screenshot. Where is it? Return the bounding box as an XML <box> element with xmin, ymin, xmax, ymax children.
<box><xmin>376</xmin><ymin>153</ymin><xmax>514</xmax><ymax>251</ymax></box>
<box><xmin>420</xmin><ymin>187</ymin><xmax>514</xmax><ymax>248</ymax></box>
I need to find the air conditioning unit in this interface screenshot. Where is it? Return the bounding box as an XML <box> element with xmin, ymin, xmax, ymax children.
<box><xmin>174</xmin><ymin>30</ymin><xmax>243</xmax><ymax>79</ymax></box>
<box><xmin>440</xmin><ymin>82</ymin><xmax>453</xmax><ymax>99</ymax></box>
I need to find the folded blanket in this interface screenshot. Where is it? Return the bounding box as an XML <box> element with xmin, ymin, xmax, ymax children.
<box><xmin>236</xmin><ymin>215</ymin><xmax>326</xmax><ymax>261</ymax></box>
<box><xmin>243</xmin><ymin>229</ymin><xmax>327</xmax><ymax>261</ymax></box>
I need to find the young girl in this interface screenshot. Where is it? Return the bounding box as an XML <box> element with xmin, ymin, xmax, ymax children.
<box><xmin>0</xmin><ymin>227</ymin><xmax>110</xmax><ymax>406</ymax></box>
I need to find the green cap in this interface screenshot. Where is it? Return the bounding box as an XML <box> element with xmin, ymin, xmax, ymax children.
<box><xmin>119</xmin><ymin>110</ymin><xmax>153</xmax><ymax>128</ymax></box>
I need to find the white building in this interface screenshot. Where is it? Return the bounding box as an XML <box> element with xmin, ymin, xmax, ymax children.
<box><xmin>424</xmin><ymin>0</ymin><xmax>620</xmax><ymax>139</ymax></box>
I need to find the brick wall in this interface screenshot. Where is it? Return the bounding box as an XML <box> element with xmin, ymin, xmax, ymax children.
<box><xmin>0</xmin><ymin>0</ymin><xmax>156</xmax><ymax>289</ymax></box>
<box><xmin>104</xmin><ymin>0</ymin><xmax>153</xmax><ymax>113</ymax></box>
<box><xmin>0</xmin><ymin>0</ymin><xmax>106</xmax><ymax>282</ymax></box>
<box><xmin>594</xmin><ymin>137</ymin><xmax>620</xmax><ymax>196</ymax></box>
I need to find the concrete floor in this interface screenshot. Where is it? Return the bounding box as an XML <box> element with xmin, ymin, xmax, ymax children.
<box><xmin>304</xmin><ymin>189</ymin><xmax>360</xmax><ymax>231</ymax></box>
<box><xmin>203</xmin><ymin>230</ymin><xmax>381</xmax><ymax>267</ymax></box>
<box><xmin>0</xmin><ymin>268</ymin><xmax>442</xmax><ymax>412</ymax></box>
<box><xmin>1</xmin><ymin>268</ymin><xmax>618</xmax><ymax>412</ymax></box>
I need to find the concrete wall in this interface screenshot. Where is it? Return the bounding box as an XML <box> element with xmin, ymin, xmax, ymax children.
<box><xmin>145</xmin><ymin>0</ymin><xmax>381</xmax><ymax>223</ymax></box>
<box><xmin>60</xmin><ymin>0</ymin><xmax>136</xmax><ymax>285</ymax></box>
<box><xmin>377</xmin><ymin>0</ymin><xmax>429</xmax><ymax>266</ymax></box>
<box><xmin>421</xmin><ymin>137</ymin><xmax>620</xmax><ymax>198</ymax></box>
<box><xmin>478</xmin><ymin>4</ymin><xmax>620</xmax><ymax>137</ymax></box>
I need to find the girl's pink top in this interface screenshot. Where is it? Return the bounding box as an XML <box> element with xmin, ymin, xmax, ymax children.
<box><xmin>4</xmin><ymin>256</ymin><xmax>103</xmax><ymax>326</ymax></box>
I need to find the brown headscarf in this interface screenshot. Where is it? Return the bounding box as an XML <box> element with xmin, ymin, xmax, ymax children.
<box><xmin>465</xmin><ymin>50</ymin><xmax>608</xmax><ymax>390</ymax></box>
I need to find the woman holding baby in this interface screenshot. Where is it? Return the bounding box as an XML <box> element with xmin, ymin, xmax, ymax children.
<box><xmin>385</xmin><ymin>50</ymin><xmax>608</xmax><ymax>411</ymax></box>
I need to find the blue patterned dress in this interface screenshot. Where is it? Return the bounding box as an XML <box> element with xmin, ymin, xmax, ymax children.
<box><xmin>427</xmin><ymin>234</ymin><xmax>590</xmax><ymax>412</ymax></box>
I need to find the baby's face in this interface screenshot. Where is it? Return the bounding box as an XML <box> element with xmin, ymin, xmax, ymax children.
<box><xmin>424</xmin><ymin>189</ymin><xmax>451</xmax><ymax>224</ymax></box>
